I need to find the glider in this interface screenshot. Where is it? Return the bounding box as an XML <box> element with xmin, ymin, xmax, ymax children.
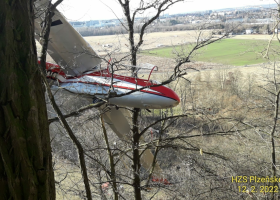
<box><xmin>34</xmin><ymin>0</ymin><xmax>180</xmax><ymax>181</ymax></box>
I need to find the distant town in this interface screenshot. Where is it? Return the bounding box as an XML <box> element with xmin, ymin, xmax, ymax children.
<box><xmin>69</xmin><ymin>4</ymin><xmax>279</xmax><ymax>36</ymax></box>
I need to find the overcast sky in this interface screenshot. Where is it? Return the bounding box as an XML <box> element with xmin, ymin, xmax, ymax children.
<box><xmin>57</xmin><ymin>0</ymin><xmax>277</xmax><ymax>21</ymax></box>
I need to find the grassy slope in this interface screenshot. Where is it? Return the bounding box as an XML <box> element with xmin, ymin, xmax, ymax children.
<box><xmin>143</xmin><ymin>39</ymin><xmax>279</xmax><ymax>66</ymax></box>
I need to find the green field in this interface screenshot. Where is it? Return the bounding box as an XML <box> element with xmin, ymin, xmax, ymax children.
<box><xmin>143</xmin><ymin>39</ymin><xmax>279</xmax><ymax>66</ymax></box>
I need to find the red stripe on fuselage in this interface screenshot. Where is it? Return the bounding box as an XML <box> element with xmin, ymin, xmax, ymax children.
<box><xmin>66</xmin><ymin>80</ymin><xmax>180</xmax><ymax>102</ymax></box>
<box><xmin>38</xmin><ymin>60</ymin><xmax>66</xmax><ymax>77</ymax></box>
<box><xmin>43</xmin><ymin>61</ymin><xmax>180</xmax><ymax>102</ymax></box>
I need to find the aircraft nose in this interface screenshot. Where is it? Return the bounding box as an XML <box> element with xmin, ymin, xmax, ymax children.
<box><xmin>159</xmin><ymin>87</ymin><xmax>180</xmax><ymax>108</ymax></box>
<box><xmin>171</xmin><ymin>95</ymin><xmax>180</xmax><ymax>108</ymax></box>
<box><xmin>165</xmin><ymin>87</ymin><xmax>180</xmax><ymax>104</ymax></box>
<box><xmin>173</xmin><ymin>91</ymin><xmax>180</xmax><ymax>103</ymax></box>
<box><xmin>173</xmin><ymin>98</ymin><xmax>180</xmax><ymax>106</ymax></box>
<box><xmin>143</xmin><ymin>85</ymin><xmax>180</xmax><ymax>109</ymax></box>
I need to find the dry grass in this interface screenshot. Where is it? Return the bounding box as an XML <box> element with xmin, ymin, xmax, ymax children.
<box><xmin>232</xmin><ymin>34</ymin><xmax>277</xmax><ymax>40</ymax></box>
<box><xmin>54</xmin><ymin>159</ymin><xmax>85</xmax><ymax>200</ymax></box>
<box><xmin>84</xmin><ymin>30</ymin><xmax>213</xmax><ymax>54</ymax></box>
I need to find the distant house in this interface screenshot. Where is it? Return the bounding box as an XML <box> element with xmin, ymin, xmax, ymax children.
<box><xmin>210</xmin><ymin>19</ymin><xmax>221</xmax><ymax>23</ymax></box>
<box><xmin>210</xmin><ymin>13</ymin><xmax>218</xmax><ymax>17</ymax></box>
<box><xmin>246</xmin><ymin>29</ymin><xmax>253</xmax><ymax>34</ymax></box>
<box><xmin>70</xmin><ymin>21</ymin><xmax>86</xmax><ymax>28</ymax></box>
<box><xmin>156</xmin><ymin>44</ymin><xmax>165</xmax><ymax>48</ymax></box>
<box><xmin>102</xmin><ymin>44</ymin><xmax>112</xmax><ymax>48</ymax></box>
<box><xmin>191</xmin><ymin>20</ymin><xmax>201</xmax><ymax>24</ymax></box>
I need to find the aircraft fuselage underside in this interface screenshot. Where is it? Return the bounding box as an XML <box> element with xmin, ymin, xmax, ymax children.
<box><xmin>47</xmin><ymin>64</ymin><xmax>180</xmax><ymax>109</ymax></box>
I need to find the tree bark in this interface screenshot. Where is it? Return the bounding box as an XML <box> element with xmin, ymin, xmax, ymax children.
<box><xmin>0</xmin><ymin>0</ymin><xmax>55</xmax><ymax>199</ymax></box>
<box><xmin>132</xmin><ymin>108</ymin><xmax>141</xmax><ymax>200</ymax></box>
<box><xmin>270</xmin><ymin>65</ymin><xmax>280</xmax><ymax>200</ymax></box>
<box><xmin>119</xmin><ymin>0</ymin><xmax>137</xmax><ymax>75</ymax></box>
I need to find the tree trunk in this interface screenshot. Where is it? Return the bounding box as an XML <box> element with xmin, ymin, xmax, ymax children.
<box><xmin>121</xmin><ymin>0</ymin><xmax>137</xmax><ymax>76</ymax></box>
<box><xmin>100</xmin><ymin>115</ymin><xmax>118</xmax><ymax>200</ymax></box>
<box><xmin>132</xmin><ymin>108</ymin><xmax>141</xmax><ymax>200</ymax></box>
<box><xmin>0</xmin><ymin>0</ymin><xmax>55</xmax><ymax>199</ymax></box>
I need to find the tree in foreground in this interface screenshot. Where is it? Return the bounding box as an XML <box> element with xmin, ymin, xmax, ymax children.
<box><xmin>0</xmin><ymin>0</ymin><xmax>55</xmax><ymax>199</ymax></box>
